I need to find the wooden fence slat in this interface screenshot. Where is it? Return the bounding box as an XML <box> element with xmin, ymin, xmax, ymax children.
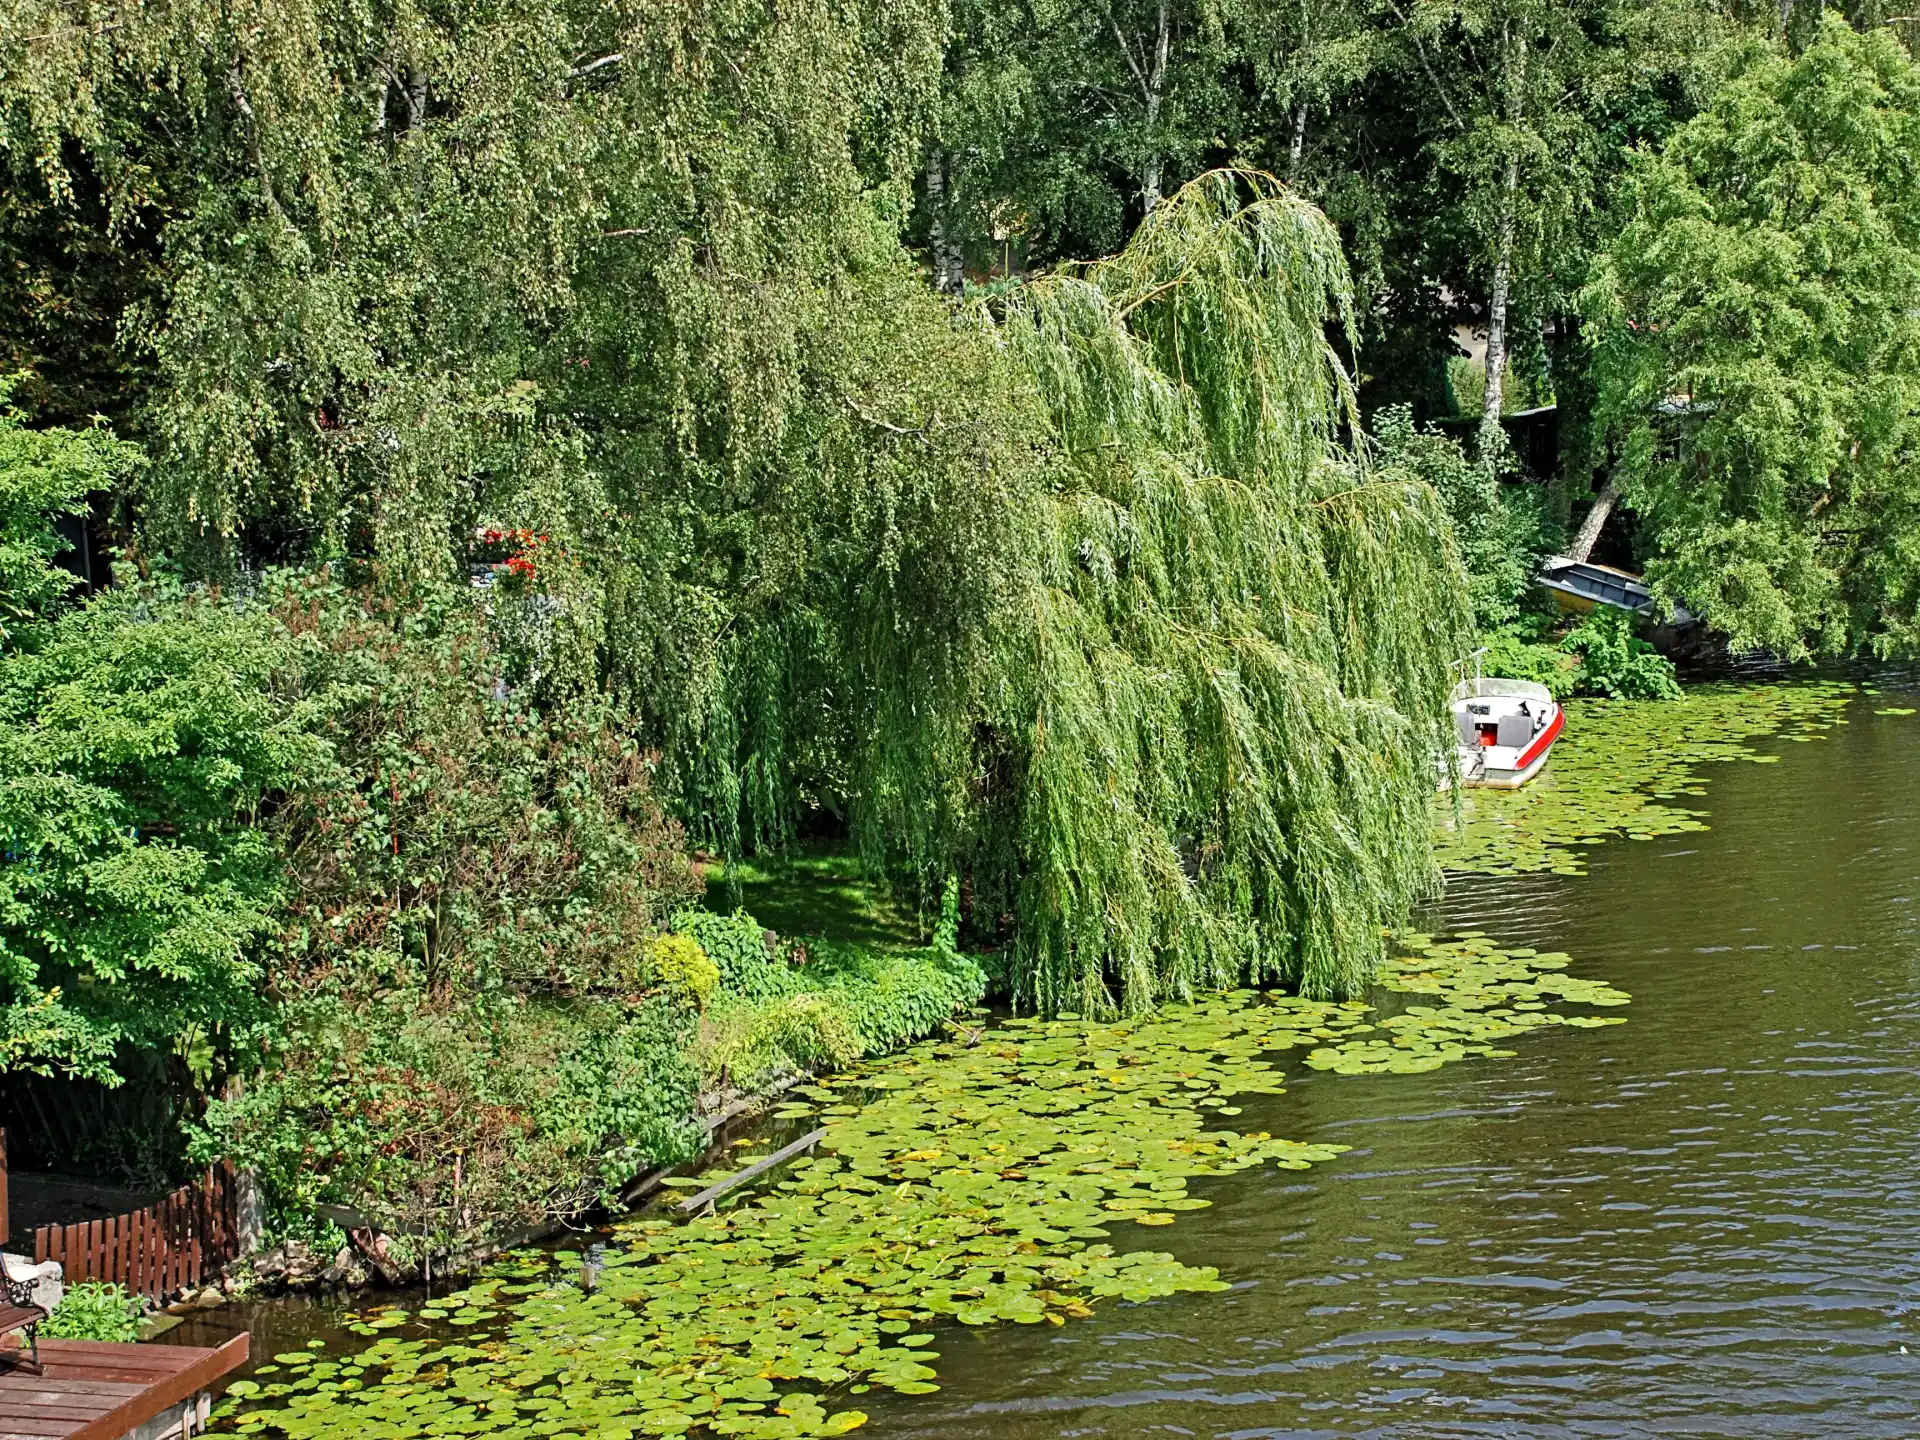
<box><xmin>143</xmin><ymin>1202</ymin><xmax>157</xmax><ymax>1300</ymax></box>
<box><xmin>165</xmin><ymin>1190</ymin><xmax>179</xmax><ymax>1295</ymax></box>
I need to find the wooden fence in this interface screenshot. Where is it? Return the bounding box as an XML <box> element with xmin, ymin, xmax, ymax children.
<box><xmin>32</xmin><ymin>1163</ymin><xmax>238</xmax><ymax>1303</ymax></box>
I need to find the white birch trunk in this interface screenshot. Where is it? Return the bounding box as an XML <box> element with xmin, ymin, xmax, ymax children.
<box><xmin>1127</xmin><ymin>2</ymin><xmax>1172</xmax><ymax>214</ymax></box>
<box><xmin>1480</xmin><ymin>151</ymin><xmax>1518</xmax><ymax>434</ymax></box>
<box><xmin>925</xmin><ymin>147</ymin><xmax>960</xmax><ymax>293</ymax></box>
<box><xmin>1479</xmin><ymin>26</ymin><xmax>1527</xmax><ymax>453</ymax></box>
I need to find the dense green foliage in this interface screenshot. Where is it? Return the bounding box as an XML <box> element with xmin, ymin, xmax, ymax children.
<box><xmin>5</xmin><ymin>0</ymin><xmax>1918</xmax><ymax>1248</ymax></box>
<box><xmin>41</xmin><ymin>1280</ymin><xmax>142</xmax><ymax>1342</ymax></box>
<box><xmin>1559</xmin><ymin>607</ymin><xmax>1683</xmax><ymax>699</ymax></box>
<box><xmin>1585</xmin><ymin>19</ymin><xmax>1920</xmax><ymax>657</ymax></box>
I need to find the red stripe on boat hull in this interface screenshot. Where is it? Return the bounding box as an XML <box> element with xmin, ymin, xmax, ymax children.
<box><xmin>1514</xmin><ymin>707</ymin><xmax>1565</xmax><ymax>772</ymax></box>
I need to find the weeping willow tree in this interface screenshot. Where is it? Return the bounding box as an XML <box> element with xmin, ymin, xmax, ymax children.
<box><xmin>950</xmin><ymin>170</ymin><xmax>1473</xmax><ymax>1013</ymax></box>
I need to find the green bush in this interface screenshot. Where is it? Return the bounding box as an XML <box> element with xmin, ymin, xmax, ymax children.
<box><xmin>647</xmin><ymin>934</ymin><xmax>719</xmax><ymax>1007</ymax></box>
<box><xmin>273</xmin><ymin>576</ymin><xmax>700</xmax><ymax>999</ymax></box>
<box><xmin>192</xmin><ymin>991</ymin><xmax>705</xmax><ymax>1251</ymax></box>
<box><xmin>42</xmin><ymin>1281</ymin><xmax>141</xmax><ymax>1342</ymax></box>
<box><xmin>1561</xmin><ymin>607</ymin><xmax>1682</xmax><ymax>700</ymax></box>
<box><xmin>0</xmin><ymin>582</ymin><xmax>321</xmax><ymax>1085</ymax></box>
<box><xmin>669</xmin><ymin>909</ymin><xmax>792</xmax><ymax>1001</ymax></box>
<box><xmin>1479</xmin><ymin>620</ymin><xmax>1577</xmax><ymax>696</ymax></box>
<box><xmin>695</xmin><ymin>899</ymin><xmax>986</xmax><ymax>1091</ymax></box>
<box><xmin>1373</xmin><ymin>405</ymin><xmax>1552</xmax><ymax>632</ymax></box>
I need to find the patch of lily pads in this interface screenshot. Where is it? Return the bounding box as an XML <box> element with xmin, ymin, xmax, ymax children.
<box><xmin>213</xmin><ymin>936</ymin><xmax>1628</xmax><ymax>1440</ymax></box>
<box><xmin>1434</xmin><ymin>681</ymin><xmax>1855</xmax><ymax>877</ymax></box>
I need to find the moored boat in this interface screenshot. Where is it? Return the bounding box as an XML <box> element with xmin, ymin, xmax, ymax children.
<box><xmin>1535</xmin><ymin>555</ymin><xmax>1655</xmax><ymax>615</ymax></box>
<box><xmin>1446</xmin><ymin>675</ymin><xmax>1563</xmax><ymax>789</ymax></box>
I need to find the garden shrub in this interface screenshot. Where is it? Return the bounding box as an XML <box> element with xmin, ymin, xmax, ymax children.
<box><xmin>42</xmin><ymin>1281</ymin><xmax>141</xmax><ymax>1342</ymax></box>
<box><xmin>647</xmin><ymin>935</ymin><xmax>719</xmax><ymax>1007</ymax></box>
<box><xmin>193</xmin><ymin>991</ymin><xmax>704</xmax><ymax>1250</ymax></box>
<box><xmin>0</xmin><ymin>582</ymin><xmax>321</xmax><ymax>1084</ymax></box>
<box><xmin>1561</xmin><ymin>607</ymin><xmax>1682</xmax><ymax>699</ymax></box>
<box><xmin>272</xmin><ymin>576</ymin><xmax>700</xmax><ymax>999</ymax></box>
<box><xmin>695</xmin><ymin>902</ymin><xmax>987</xmax><ymax>1093</ymax></box>
<box><xmin>668</xmin><ymin>909</ymin><xmax>791</xmax><ymax>1001</ymax></box>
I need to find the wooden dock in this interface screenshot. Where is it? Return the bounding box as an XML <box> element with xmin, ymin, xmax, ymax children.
<box><xmin>0</xmin><ymin>1332</ymin><xmax>247</xmax><ymax>1440</ymax></box>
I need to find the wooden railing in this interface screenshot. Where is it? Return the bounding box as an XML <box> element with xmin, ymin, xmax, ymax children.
<box><xmin>32</xmin><ymin>1163</ymin><xmax>238</xmax><ymax>1302</ymax></box>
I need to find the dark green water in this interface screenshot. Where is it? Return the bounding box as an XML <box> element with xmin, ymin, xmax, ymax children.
<box><xmin>847</xmin><ymin>692</ymin><xmax>1920</xmax><ymax>1438</ymax></box>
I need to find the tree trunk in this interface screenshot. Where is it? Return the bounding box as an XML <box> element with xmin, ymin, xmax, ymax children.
<box><xmin>1289</xmin><ymin>100</ymin><xmax>1307</xmax><ymax>177</ymax></box>
<box><xmin>1479</xmin><ymin>27</ymin><xmax>1527</xmax><ymax>456</ymax></box>
<box><xmin>925</xmin><ymin>147</ymin><xmax>960</xmax><ymax>293</ymax></box>
<box><xmin>1131</xmin><ymin>1</ymin><xmax>1172</xmax><ymax>214</ymax></box>
<box><xmin>1568</xmin><ymin>480</ymin><xmax>1618</xmax><ymax>563</ymax></box>
<box><xmin>1480</xmin><ymin>150</ymin><xmax>1518</xmax><ymax>439</ymax></box>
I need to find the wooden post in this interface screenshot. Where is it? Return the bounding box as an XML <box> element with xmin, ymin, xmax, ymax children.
<box><xmin>0</xmin><ymin>1127</ymin><xmax>10</xmax><ymax>1249</ymax></box>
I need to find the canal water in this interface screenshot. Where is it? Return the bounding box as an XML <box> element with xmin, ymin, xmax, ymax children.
<box><xmin>846</xmin><ymin>693</ymin><xmax>1920</xmax><ymax>1438</ymax></box>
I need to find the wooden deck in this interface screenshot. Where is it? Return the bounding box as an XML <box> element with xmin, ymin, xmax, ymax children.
<box><xmin>0</xmin><ymin>1332</ymin><xmax>247</xmax><ymax>1440</ymax></box>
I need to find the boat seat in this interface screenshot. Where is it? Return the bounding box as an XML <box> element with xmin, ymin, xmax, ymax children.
<box><xmin>1456</xmin><ymin>711</ymin><xmax>1479</xmax><ymax>746</ymax></box>
<box><xmin>1496</xmin><ymin>713</ymin><xmax>1533</xmax><ymax>748</ymax></box>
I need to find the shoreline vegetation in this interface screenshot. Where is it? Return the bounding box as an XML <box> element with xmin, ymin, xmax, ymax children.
<box><xmin>6</xmin><ymin>0</ymin><xmax>1920</xmax><ymax>1363</ymax></box>
<box><xmin>207</xmin><ymin>675</ymin><xmax>1860</xmax><ymax>1439</ymax></box>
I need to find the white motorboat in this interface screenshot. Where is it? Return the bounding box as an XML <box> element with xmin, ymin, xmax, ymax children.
<box><xmin>1446</xmin><ymin>675</ymin><xmax>1564</xmax><ymax>789</ymax></box>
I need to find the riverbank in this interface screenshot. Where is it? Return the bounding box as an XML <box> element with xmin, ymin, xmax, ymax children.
<box><xmin>214</xmin><ymin>883</ymin><xmax>988</xmax><ymax>1297</ymax></box>
<box><xmin>200</xmin><ymin>680</ymin><xmax>1851</xmax><ymax>1298</ymax></box>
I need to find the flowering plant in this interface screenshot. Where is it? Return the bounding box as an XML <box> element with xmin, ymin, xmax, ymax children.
<box><xmin>474</xmin><ymin>527</ymin><xmax>550</xmax><ymax>584</ymax></box>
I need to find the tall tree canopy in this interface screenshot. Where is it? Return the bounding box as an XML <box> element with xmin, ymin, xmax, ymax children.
<box><xmin>1583</xmin><ymin>18</ymin><xmax>1920</xmax><ymax>656</ymax></box>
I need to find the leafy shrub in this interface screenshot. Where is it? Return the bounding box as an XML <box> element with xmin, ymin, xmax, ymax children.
<box><xmin>1479</xmin><ymin>621</ymin><xmax>1577</xmax><ymax>696</ymax></box>
<box><xmin>0</xmin><ymin>384</ymin><xmax>139</xmax><ymax>646</ymax></box>
<box><xmin>668</xmin><ymin>909</ymin><xmax>790</xmax><ymax>1001</ymax></box>
<box><xmin>42</xmin><ymin>1281</ymin><xmax>141</xmax><ymax>1342</ymax></box>
<box><xmin>1373</xmin><ymin>405</ymin><xmax>1552</xmax><ymax>632</ymax></box>
<box><xmin>193</xmin><ymin>991</ymin><xmax>704</xmax><ymax>1250</ymax></box>
<box><xmin>696</xmin><ymin>904</ymin><xmax>986</xmax><ymax>1092</ymax></box>
<box><xmin>1561</xmin><ymin>607</ymin><xmax>1682</xmax><ymax>699</ymax></box>
<box><xmin>0</xmin><ymin>583</ymin><xmax>321</xmax><ymax>1084</ymax></box>
<box><xmin>273</xmin><ymin>576</ymin><xmax>700</xmax><ymax>999</ymax></box>
<box><xmin>648</xmin><ymin>935</ymin><xmax>719</xmax><ymax>1007</ymax></box>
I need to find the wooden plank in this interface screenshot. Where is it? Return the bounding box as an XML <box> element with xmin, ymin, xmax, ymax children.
<box><xmin>0</xmin><ymin>1390</ymin><xmax>123</xmax><ymax>1413</ymax></box>
<box><xmin>156</xmin><ymin>1198</ymin><xmax>169</xmax><ymax>1299</ymax></box>
<box><xmin>163</xmin><ymin>1192</ymin><xmax>177</xmax><ymax>1297</ymax></box>
<box><xmin>0</xmin><ymin>1408</ymin><xmax>118</xmax><ymax>1426</ymax></box>
<box><xmin>677</xmin><ymin>1128</ymin><xmax>829</xmax><ymax>1214</ymax></box>
<box><xmin>0</xmin><ymin>1381</ymin><xmax>127</xmax><ymax>1404</ymax></box>
<box><xmin>31</xmin><ymin>1351</ymin><xmax>195</xmax><ymax>1375</ymax></box>
<box><xmin>30</xmin><ymin>1339</ymin><xmax>197</xmax><ymax>1367</ymax></box>
<box><xmin>0</xmin><ymin>1405</ymin><xmax>119</xmax><ymax>1428</ymax></box>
